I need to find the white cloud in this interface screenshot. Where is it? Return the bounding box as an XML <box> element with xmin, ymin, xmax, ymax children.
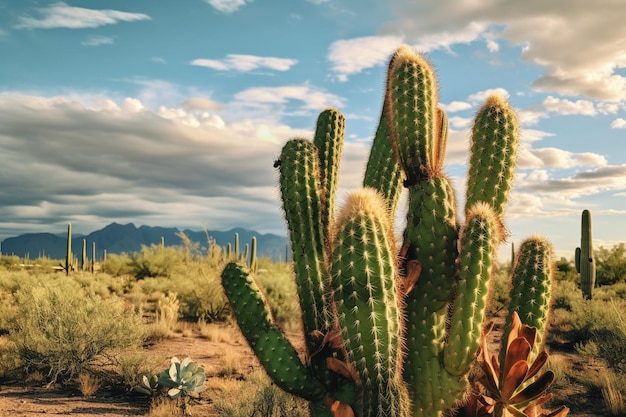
<box><xmin>611</xmin><ymin>118</ymin><xmax>626</xmax><ymax>129</ymax></box>
<box><xmin>15</xmin><ymin>2</ymin><xmax>150</xmax><ymax>30</ymax></box>
<box><xmin>413</xmin><ymin>21</ymin><xmax>487</xmax><ymax>53</ymax></box>
<box><xmin>191</xmin><ymin>54</ymin><xmax>297</xmax><ymax>72</ymax></box>
<box><xmin>519</xmin><ymin>146</ymin><xmax>607</xmax><ymax>169</ymax></box>
<box><xmin>384</xmin><ymin>0</ymin><xmax>626</xmax><ymax>102</ymax></box>
<box><xmin>441</xmin><ymin>101</ymin><xmax>472</xmax><ymax>113</ymax></box>
<box><xmin>542</xmin><ymin>96</ymin><xmax>597</xmax><ymax>116</ymax></box>
<box><xmin>327</xmin><ymin>36</ymin><xmax>403</xmax><ymax>81</ymax></box>
<box><xmin>234</xmin><ymin>85</ymin><xmax>345</xmax><ymax>111</ymax></box>
<box><xmin>205</xmin><ymin>0</ymin><xmax>252</xmax><ymax>14</ymax></box>
<box><xmin>81</xmin><ymin>35</ymin><xmax>114</xmax><ymax>47</ymax></box>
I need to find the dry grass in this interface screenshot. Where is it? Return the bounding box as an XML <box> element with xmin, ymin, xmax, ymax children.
<box><xmin>146</xmin><ymin>396</ymin><xmax>184</xmax><ymax>417</ymax></box>
<box><xmin>77</xmin><ymin>372</ymin><xmax>100</xmax><ymax>397</ymax></box>
<box><xmin>217</xmin><ymin>349</ymin><xmax>242</xmax><ymax>377</ymax></box>
<box><xmin>599</xmin><ymin>369</ymin><xmax>626</xmax><ymax>416</ymax></box>
<box><xmin>197</xmin><ymin>322</ymin><xmax>239</xmax><ymax>344</ymax></box>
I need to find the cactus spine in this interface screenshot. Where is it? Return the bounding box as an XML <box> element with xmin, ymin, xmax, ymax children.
<box><xmin>576</xmin><ymin>209</ymin><xmax>595</xmax><ymax>300</ymax></box>
<box><xmin>221</xmin><ymin>45</ymin><xmax>560</xmax><ymax>417</ymax></box>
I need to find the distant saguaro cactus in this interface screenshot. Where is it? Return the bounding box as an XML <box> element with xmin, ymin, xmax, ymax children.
<box><xmin>575</xmin><ymin>209</ymin><xmax>595</xmax><ymax>299</ymax></box>
<box><xmin>64</xmin><ymin>223</ymin><xmax>72</xmax><ymax>275</ymax></box>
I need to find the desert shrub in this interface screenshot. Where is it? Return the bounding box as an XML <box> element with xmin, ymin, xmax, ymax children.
<box><xmin>256</xmin><ymin>262</ymin><xmax>301</xmax><ymax>330</ymax></box>
<box><xmin>147</xmin><ymin>292</ymin><xmax>180</xmax><ymax>341</ymax></box>
<box><xmin>596</xmin><ymin>243</ymin><xmax>626</xmax><ymax>286</ymax></box>
<box><xmin>175</xmin><ymin>271</ymin><xmax>230</xmax><ymax>323</ymax></box>
<box><xmin>129</xmin><ymin>245</ymin><xmax>188</xmax><ymax>279</ymax></box>
<box><xmin>213</xmin><ymin>370</ymin><xmax>309</xmax><ymax>417</ymax></box>
<box><xmin>0</xmin><ymin>255</ymin><xmax>22</xmax><ymax>271</ymax></box>
<box><xmin>10</xmin><ymin>282</ymin><xmax>145</xmax><ymax>384</ymax></box>
<box><xmin>101</xmin><ymin>252</ymin><xmax>135</xmax><ymax>276</ymax></box>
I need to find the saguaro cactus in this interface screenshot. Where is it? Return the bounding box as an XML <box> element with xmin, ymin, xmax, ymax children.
<box><xmin>221</xmin><ymin>45</ymin><xmax>562</xmax><ymax>417</ymax></box>
<box><xmin>575</xmin><ymin>209</ymin><xmax>595</xmax><ymax>300</ymax></box>
<box><xmin>65</xmin><ymin>223</ymin><xmax>72</xmax><ymax>275</ymax></box>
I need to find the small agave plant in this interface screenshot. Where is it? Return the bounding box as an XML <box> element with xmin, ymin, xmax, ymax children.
<box><xmin>462</xmin><ymin>312</ymin><xmax>569</xmax><ymax>417</ymax></box>
<box><xmin>157</xmin><ymin>356</ymin><xmax>206</xmax><ymax>399</ymax></box>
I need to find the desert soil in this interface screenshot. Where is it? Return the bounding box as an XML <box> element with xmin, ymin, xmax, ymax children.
<box><xmin>0</xmin><ymin>324</ymin><xmax>610</xmax><ymax>417</ymax></box>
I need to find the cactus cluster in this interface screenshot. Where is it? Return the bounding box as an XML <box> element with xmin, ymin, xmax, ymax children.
<box><xmin>575</xmin><ymin>209</ymin><xmax>595</xmax><ymax>300</ymax></box>
<box><xmin>221</xmin><ymin>45</ymin><xmax>563</xmax><ymax>417</ymax></box>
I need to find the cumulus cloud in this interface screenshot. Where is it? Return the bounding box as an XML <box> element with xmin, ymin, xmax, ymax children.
<box><xmin>191</xmin><ymin>54</ymin><xmax>297</xmax><ymax>72</ymax></box>
<box><xmin>611</xmin><ymin>118</ymin><xmax>626</xmax><ymax>129</ymax></box>
<box><xmin>518</xmin><ymin>145</ymin><xmax>607</xmax><ymax>170</ymax></box>
<box><xmin>234</xmin><ymin>85</ymin><xmax>345</xmax><ymax>111</ymax></box>
<box><xmin>542</xmin><ymin>96</ymin><xmax>597</xmax><ymax>116</ymax></box>
<box><xmin>441</xmin><ymin>101</ymin><xmax>472</xmax><ymax>113</ymax></box>
<box><xmin>205</xmin><ymin>0</ymin><xmax>252</xmax><ymax>14</ymax></box>
<box><xmin>327</xmin><ymin>36</ymin><xmax>403</xmax><ymax>81</ymax></box>
<box><xmin>384</xmin><ymin>0</ymin><xmax>626</xmax><ymax>102</ymax></box>
<box><xmin>15</xmin><ymin>2</ymin><xmax>150</xmax><ymax>29</ymax></box>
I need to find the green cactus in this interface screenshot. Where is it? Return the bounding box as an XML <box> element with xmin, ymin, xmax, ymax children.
<box><xmin>91</xmin><ymin>241</ymin><xmax>96</xmax><ymax>273</ymax></box>
<box><xmin>575</xmin><ymin>209</ymin><xmax>595</xmax><ymax>300</ymax></box>
<box><xmin>81</xmin><ymin>239</ymin><xmax>87</xmax><ymax>272</ymax></box>
<box><xmin>248</xmin><ymin>236</ymin><xmax>258</xmax><ymax>272</ymax></box>
<box><xmin>221</xmin><ymin>45</ymin><xmax>559</xmax><ymax>417</ymax></box>
<box><xmin>65</xmin><ymin>223</ymin><xmax>72</xmax><ymax>275</ymax></box>
<box><xmin>501</xmin><ymin>236</ymin><xmax>555</xmax><ymax>368</ymax></box>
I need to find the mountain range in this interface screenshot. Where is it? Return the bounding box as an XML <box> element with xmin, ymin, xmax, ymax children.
<box><xmin>1</xmin><ymin>222</ymin><xmax>289</xmax><ymax>262</ymax></box>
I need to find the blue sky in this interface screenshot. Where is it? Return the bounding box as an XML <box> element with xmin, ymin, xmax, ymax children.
<box><xmin>0</xmin><ymin>0</ymin><xmax>625</xmax><ymax>261</ymax></box>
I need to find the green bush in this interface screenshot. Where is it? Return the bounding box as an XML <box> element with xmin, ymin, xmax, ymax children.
<box><xmin>100</xmin><ymin>252</ymin><xmax>135</xmax><ymax>277</ymax></box>
<box><xmin>10</xmin><ymin>282</ymin><xmax>145</xmax><ymax>384</ymax></box>
<box><xmin>129</xmin><ymin>245</ymin><xmax>186</xmax><ymax>279</ymax></box>
<box><xmin>255</xmin><ymin>262</ymin><xmax>302</xmax><ymax>330</ymax></box>
<box><xmin>596</xmin><ymin>243</ymin><xmax>626</xmax><ymax>286</ymax></box>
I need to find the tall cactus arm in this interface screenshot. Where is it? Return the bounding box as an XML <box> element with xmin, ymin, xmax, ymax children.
<box><xmin>387</xmin><ymin>45</ymin><xmax>438</xmax><ymax>182</ymax></box>
<box><xmin>465</xmin><ymin>94</ymin><xmax>519</xmax><ymax>221</ymax></box>
<box><xmin>221</xmin><ymin>262</ymin><xmax>327</xmax><ymax>401</ymax></box>
<box><xmin>313</xmin><ymin>107</ymin><xmax>345</xmax><ymax>244</ymax></box>
<box><xmin>444</xmin><ymin>202</ymin><xmax>499</xmax><ymax>376</ymax></box>
<box><xmin>278</xmin><ymin>138</ymin><xmax>331</xmax><ymax>337</ymax></box>
<box><xmin>363</xmin><ymin>103</ymin><xmax>404</xmax><ymax>214</ymax></box>
<box><xmin>330</xmin><ymin>188</ymin><xmax>409</xmax><ymax>417</ymax></box>
<box><xmin>501</xmin><ymin>236</ymin><xmax>555</xmax><ymax>367</ymax></box>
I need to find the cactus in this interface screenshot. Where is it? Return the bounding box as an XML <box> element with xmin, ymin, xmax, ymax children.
<box><xmin>64</xmin><ymin>223</ymin><xmax>72</xmax><ymax>275</ymax></box>
<box><xmin>221</xmin><ymin>45</ymin><xmax>560</xmax><ymax>417</ymax></box>
<box><xmin>91</xmin><ymin>241</ymin><xmax>96</xmax><ymax>273</ymax></box>
<box><xmin>575</xmin><ymin>209</ymin><xmax>595</xmax><ymax>300</ymax></box>
<box><xmin>248</xmin><ymin>236</ymin><xmax>257</xmax><ymax>272</ymax></box>
<box><xmin>81</xmin><ymin>239</ymin><xmax>87</xmax><ymax>272</ymax></box>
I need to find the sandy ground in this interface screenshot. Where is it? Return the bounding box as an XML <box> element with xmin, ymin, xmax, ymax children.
<box><xmin>0</xmin><ymin>324</ymin><xmax>611</xmax><ymax>417</ymax></box>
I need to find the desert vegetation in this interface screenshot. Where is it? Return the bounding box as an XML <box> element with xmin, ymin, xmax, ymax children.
<box><xmin>0</xmin><ymin>241</ymin><xmax>624</xmax><ymax>416</ymax></box>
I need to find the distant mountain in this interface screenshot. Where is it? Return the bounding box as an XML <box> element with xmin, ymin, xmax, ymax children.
<box><xmin>1</xmin><ymin>222</ymin><xmax>288</xmax><ymax>262</ymax></box>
